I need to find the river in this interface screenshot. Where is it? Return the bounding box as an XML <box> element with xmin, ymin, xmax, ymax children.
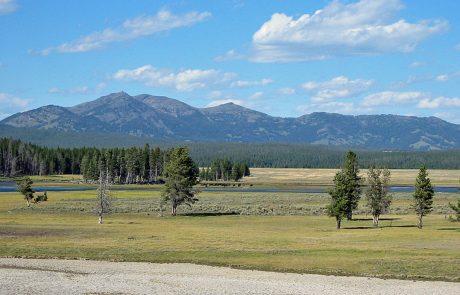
<box><xmin>0</xmin><ymin>182</ymin><xmax>458</xmax><ymax>193</ymax></box>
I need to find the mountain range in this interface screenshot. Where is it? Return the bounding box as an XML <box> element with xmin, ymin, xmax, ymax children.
<box><xmin>1</xmin><ymin>91</ymin><xmax>460</xmax><ymax>150</ymax></box>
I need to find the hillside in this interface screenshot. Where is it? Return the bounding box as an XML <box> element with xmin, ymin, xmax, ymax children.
<box><xmin>2</xmin><ymin>91</ymin><xmax>460</xmax><ymax>150</ymax></box>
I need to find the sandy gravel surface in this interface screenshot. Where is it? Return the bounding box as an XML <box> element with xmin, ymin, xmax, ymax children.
<box><xmin>0</xmin><ymin>258</ymin><xmax>459</xmax><ymax>295</ymax></box>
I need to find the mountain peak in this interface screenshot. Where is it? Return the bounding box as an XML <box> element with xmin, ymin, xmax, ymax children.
<box><xmin>70</xmin><ymin>91</ymin><xmax>136</xmax><ymax>115</ymax></box>
<box><xmin>99</xmin><ymin>91</ymin><xmax>132</xmax><ymax>101</ymax></box>
<box><xmin>112</xmin><ymin>90</ymin><xmax>130</xmax><ymax>97</ymax></box>
<box><xmin>203</xmin><ymin>102</ymin><xmax>251</xmax><ymax>113</ymax></box>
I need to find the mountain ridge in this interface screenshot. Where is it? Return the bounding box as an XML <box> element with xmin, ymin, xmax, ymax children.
<box><xmin>2</xmin><ymin>91</ymin><xmax>460</xmax><ymax>150</ymax></box>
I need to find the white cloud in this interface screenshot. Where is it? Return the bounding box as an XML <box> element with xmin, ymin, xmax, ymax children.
<box><xmin>302</xmin><ymin>76</ymin><xmax>373</xmax><ymax>102</ymax></box>
<box><xmin>113</xmin><ymin>64</ymin><xmax>236</xmax><ymax>92</ymax></box>
<box><xmin>48</xmin><ymin>87</ymin><xmax>60</xmax><ymax>94</ymax></box>
<box><xmin>251</xmin><ymin>0</ymin><xmax>448</xmax><ymax>62</ymax></box>
<box><xmin>435</xmin><ymin>74</ymin><xmax>449</xmax><ymax>81</ymax></box>
<box><xmin>392</xmin><ymin>71</ymin><xmax>459</xmax><ymax>89</ymax></box>
<box><xmin>95</xmin><ymin>82</ymin><xmax>107</xmax><ymax>92</ymax></box>
<box><xmin>456</xmin><ymin>44</ymin><xmax>460</xmax><ymax>51</ymax></box>
<box><xmin>114</xmin><ymin>65</ymin><xmax>272</xmax><ymax>92</ymax></box>
<box><xmin>409</xmin><ymin>61</ymin><xmax>426</xmax><ymax>68</ymax></box>
<box><xmin>48</xmin><ymin>83</ymin><xmax>107</xmax><ymax>95</ymax></box>
<box><xmin>361</xmin><ymin>91</ymin><xmax>427</xmax><ymax>107</ymax></box>
<box><xmin>215</xmin><ymin>49</ymin><xmax>245</xmax><ymax>62</ymax></box>
<box><xmin>418</xmin><ymin>97</ymin><xmax>460</xmax><ymax>109</ymax></box>
<box><xmin>0</xmin><ymin>93</ymin><xmax>28</xmax><ymax>108</ymax></box>
<box><xmin>0</xmin><ymin>93</ymin><xmax>29</xmax><ymax>118</ymax></box>
<box><xmin>206</xmin><ymin>99</ymin><xmax>243</xmax><ymax>108</ymax></box>
<box><xmin>278</xmin><ymin>87</ymin><xmax>296</xmax><ymax>96</ymax></box>
<box><xmin>0</xmin><ymin>0</ymin><xmax>16</xmax><ymax>14</ymax></box>
<box><xmin>39</xmin><ymin>9</ymin><xmax>211</xmax><ymax>55</ymax></box>
<box><xmin>249</xmin><ymin>91</ymin><xmax>264</xmax><ymax>99</ymax></box>
<box><xmin>231</xmin><ymin>78</ymin><xmax>274</xmax><ymax>87</ymax></box>
<box><xmin>361</xmin><ymin>91</ymin><xmax>460</xmax><ymax>110</ymax></box>
<box><xmin>70</xmin><ymin>86</ymin><xmax>90</xmax><ymax>94</ymax></box>
<box><xmin>207</xmin><ymin>91</ymin><xmax>223</xmax><ymax>99</ymax></box>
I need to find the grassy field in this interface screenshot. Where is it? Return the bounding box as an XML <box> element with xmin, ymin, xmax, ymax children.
<box><xmin>3</xmin><ymin>168</ymin><xmax>459</xmax><ymax>190</ymax></box>
<box><xmin>244</xmin><ymin>168</ymin><xmax>460</xmax><ymax>187</ymax></box>
<box><xmin>2</xmin><ymin>189</ymin><xmax>457</xmax><ymax>216</ymax></box>
<box><xmin>1</xmin><ymin>185</ymin><xmax>459</xmax><ymax>281</ymax></box>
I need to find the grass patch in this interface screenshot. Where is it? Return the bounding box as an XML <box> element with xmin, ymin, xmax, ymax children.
<box><xmin>5</xmin><ymin>189</ymin><xmax>455</xmax><ymax>216</ymax></box>
<box><xmin>244</xmin><ymin>168</ymin><xmax>460</xmax><ymax>187</ymax></box>
<box><xmin>1</xmin><ymin>187</ymin><xmax>459</xmax><ymax>281</ymax></box>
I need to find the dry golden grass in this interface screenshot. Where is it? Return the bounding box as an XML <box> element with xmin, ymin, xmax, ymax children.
<box><xmin>244</xmin><ymin>168</ymin><xmax>460</xmax><ymax>186</ymax></box>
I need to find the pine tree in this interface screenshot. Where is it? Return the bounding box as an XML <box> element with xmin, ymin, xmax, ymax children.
<box><xmin>448</xmin><ymin>199</ymin><xmax>460</xmax><ymax>221</ymax></box>
<box><xmin>161</xmin><ymin>147</ymin><xmax>199</xmax><ymax>216</ymax></box>
<box><xmin>17</xmin><ymin>176</ymin><xmax>35</xmax><ymax>207</ymax></box>
<box><xmin>231</xmin><ymin>163</ymin><xmax>243</xmax><ymax>181</ymax></box>
<box><xmin>243</xmin><ymin>163</ymin><xmax>251</xmax><ymax>177</ymax></box>
<box><xmin>327</xmin><ymin>171</ymin><xmax>349</xmax><ymax>229</ymax></box>
<box><xmin>16</xmin><ymin>176</ymin><xmax>47</xmax><ymax>207</ymax></box>
<box><xmin>141</xmin><ymin>144</ymin><xmax>150</xmax><ymax>183</ymax></box>
<box><xmin>365</xmin><ymin>166</ymin><xmax>392</xmax><ymax>227</ymax></box>
<box><xmin>343</xmin><ymin>151</ymin><xmax>362</xmax><ymax>220</ymax></box>
<box><xmin>412</xmin><ymin>166</ymin><xmax>434</xmax><ymax>229</ymax></box>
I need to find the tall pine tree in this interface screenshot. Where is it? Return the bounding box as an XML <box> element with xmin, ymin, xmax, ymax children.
<box><xmin>412</xmin><ymin>166</ymin><xmax>434</xmax><ymax>229</ymax></box>
<box><xmin>327</xmin><ymin>171</ymin><xmax>349</xmax><ymax>229</ymax></box>
<box><xmin>161</xmin><ymin>147</ymin><xmax>199</xmax><ymax>216</ymax></box>
<box><xmin>343</xmin><ymin>151</ymin><xmax>362</xmax><ymax>220</ymax></box>
<box><xmin>365</xmin><ymin>166</ymin><xmax>392</xmax><ymax>227</ymax></box>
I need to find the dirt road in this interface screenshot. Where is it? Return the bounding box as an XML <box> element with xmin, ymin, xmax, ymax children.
<box><xmin>0</xmin><ymin>258</ymin><xmax>459</xmax><ymax>294</ymax></box>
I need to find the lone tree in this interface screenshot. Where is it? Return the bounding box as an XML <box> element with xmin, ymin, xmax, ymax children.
<box><xmin>16</xmin><ymin>177</ymin><xmax>47</xmax><ymax>207</ymax></box>
<box><xmin>412</xmin><ymin>166</ymin><xmax>434</xmax><ymax>229</ymax></box>
<box><xmin>96</xmin><ymin>168</ymin><xmax>111</xmax><ymax>224</ymax></box>
<box><xmin>365</xmin><ymin>167</ymin><xmax>392</xmax><ymax>227</ymax></box>
<box><xmin>161</xmin><ymin>147</ymin><xmax>199</xmax><ymax>216</ymax></box>
<box><xmin>448</xmin><ymin>199</ymin><xmax>460</xmax><ymax>221</ymax></box>
<box><xmin>342</xmin><ymin>151</ymin><xmax>362</xmax><ymax>220</ymax></box>
<box><xmin>327</xmin><ymin>171</ymin><xmax>349</xmax><ymax>229</ymax></box>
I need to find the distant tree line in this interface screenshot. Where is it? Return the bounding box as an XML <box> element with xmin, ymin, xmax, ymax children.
<box><xmin>79</xmin><ymin>145</ymin><xmax>170</xmax><ymax>184</ymax></box>
<box><xmin>188</xmin><ymin>142</ymin><xmax>460</xmax><ymax>169</ymax></box>
<box><xmin>0</xmin><ymin>138</ymin><xmax>171</xmax><ymax>183</ymax></box>
<box><xmin>2</xmin><ymin>138</ymin><xmax>460</xmax><ymax>181</ymax></box>
<box><xmin>199</xmin><ymin>159</ymin><xmax>250</xmax><ymax>181</ymax></box>
<box><xmin>0</xmin><ymin>138</ymin><xmax>250</xmax><ymax>184</ymax></box>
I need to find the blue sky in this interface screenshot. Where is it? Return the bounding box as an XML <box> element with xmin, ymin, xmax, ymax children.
<box><xmin>1</xmin><ymin>0</ymin><xmax>459</xmax><ymax>122</ymax></box>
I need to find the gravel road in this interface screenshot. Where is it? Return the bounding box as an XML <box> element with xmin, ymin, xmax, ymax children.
<box><xmin>0</xmin><ymin>258</ymin><xmax>459</xmax><ymax>294</ymax></box>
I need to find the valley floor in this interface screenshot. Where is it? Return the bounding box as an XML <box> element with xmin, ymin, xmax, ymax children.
<box><xmin>1</xmin><ymin>258</ymin><xmax>459</xmax><ymax>295</ymax></box>
<box><xmin>1</xmin><ymin>187</ymin><xmax>459</xmax><ymax>282</ymax></box>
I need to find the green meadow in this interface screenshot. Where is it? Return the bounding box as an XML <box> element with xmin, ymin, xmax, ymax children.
<box><xmin>1</xmin><ymin>169</ymin><xmax>459</xmax><ymax>281</ymax></box>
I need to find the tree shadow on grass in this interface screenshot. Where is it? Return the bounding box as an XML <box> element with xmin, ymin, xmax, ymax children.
<box><xmin>350</xmin><ymin>218</ymin><xmax>401</xmax><ymax>221</ymax></box>
<box><xmin>438</xmin><ymin>228</ymin><xmax>460</xmax><ymax>232</ymax></box>
<box><xmin>343</xmin><ymin>224</ymin><xmax>417</xmax><ymax>230</ymax></box>
<box><xmin>179</xmin><ymin>212</ymin><xmax>240</xmax><ymax>217</ymax></box>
